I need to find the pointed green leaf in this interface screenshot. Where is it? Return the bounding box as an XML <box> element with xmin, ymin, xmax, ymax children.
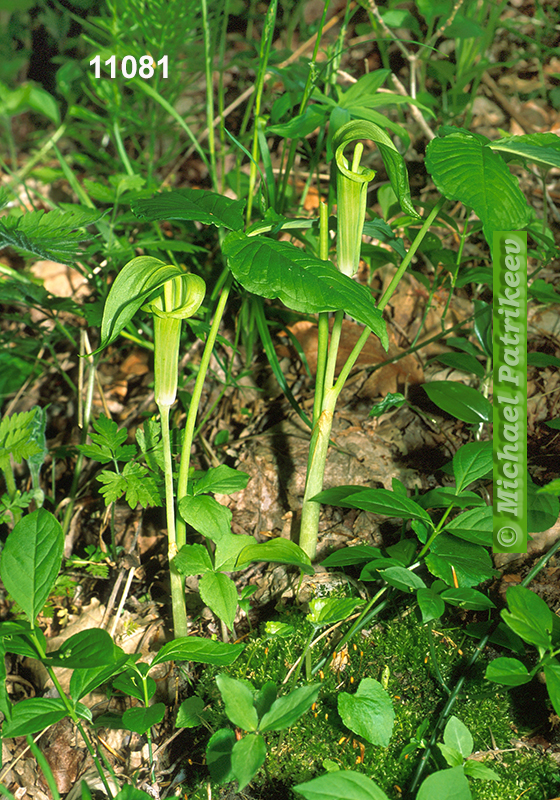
<box><xmin>443</xmin><ymin>716</ymin><xmax>473</xmax><ymax>758</ymax></box>
<box><xmin>232</xmin><ymin>733</ymin><xmax>267</xmax><ymax>791</ymax></box>
<box><xmin>452</xmin><ymin>441</ymin><xmax>493</xmax><ymax>492</ymax></box>
<box><xmin>235</xmin><ymin>538</ymin><xmax>314</xmax><ymax>574</ymax></box>
<box><xmin>485</xmin><ymin>657</ymin><xmax>532</xmax><ymax>687</ymax></box>
<box><xmin>132</xmin><ymin>187</ymin><xmax>246</xmax><ymax>230</ymax></box>
<box><xmin>416</xmin><ymin>765</ymin><xmax>470</xmax><ymax>800</ymax></box>
<box><xmin>178</xmin><ymin>495</ymin><xmax>232</xmax><ymax>540</ymax></box>
<box><xmin>425</xmin><ymin>130</ymin><xmax>531</xmax><ymax>248</ymax></box>
<box><xmin>223</xmin><ymin>232</ymin><xmax>388</xmax><ymax>348</ymax></box>
<box><xmin>206</xmin><ymin>728</ymin><xmax>236</xmax><ymax>784</ymax></box>
<box><xmin>174</xmin><ymin>543</ymin><xmax>214</xmax><ymax>576</ymax></box>
<box><xmin>338</xmin><ymin>678</ymin><xmax>394</xmax><ymax>746</ymax></box>
<box><xmin>440</xmin><ymin>588</ymin><xmax>495</xmax><ymax>611</ymax></box>
<box><xmin>0</xmin><ymin>509</ymin><xmax>63</xmax><ymax>625</ymax></box>
<box><xmin>423</xmin><ymin>381</ymin><xmax>492</xmax><ymax>423</ymax></box>
<box><xmin>193</xmin><ymin>465</ymin><xmax>250</xmax><ymax>495</ymax></box>
<box><xmin>2</xmin><ymin>698</ymin><xmax>68</xmax><ymax>738</ymax></box>
<box><xmin>501</xmin><ymin>585</ymin><xmax>553</xmax><ymax>649</ymax></box>
<box><xmin>216</xmin><ymin>674</ymin><xmax>258</xmax><ymax>731</ymax></box>
<box><xmin>176</xmin><ymin>696</ymin><xmax>206</xmax><ymax>728</ymax></box>
<box><xmin>313</xmin><ymin>485</ymin><xmax>431</xmax><ymax>522</ymax></box>
<box><xmin>417</xmin><ymin>588</ymin><xmax>446</xmax><ymax>622</ymax></box>
<box><xmin>45</xmin><ymin>629</ymin><xmax>117</xmax><ymax>669</ymax></box>
<box><xmin>443</xmin><ymin>506</ymin><xmax>493</xmax><ymax>547</ymax></box>
<box><xmin>150</xmin><ymin>636</ymin><xmax>244</xmax><ymax>667</ymax></box>
<box><xmin>544</xmin><ymin>661</ymin><xmax>560</xmax><ymax>717</ymax></box>
<box><xmin>259</xmin><ymin>684</ymin><xmax>320</xmax><ymax>732</ymax></box>
<box><xmin>199</xmin><ymin>572</ymin><xmax>238</xmax><ymax>631</ymax></box>
<box><xmin>425</xmin><ymin>534</ymin><xmax>497</xmax><ymax>587</ymax></box>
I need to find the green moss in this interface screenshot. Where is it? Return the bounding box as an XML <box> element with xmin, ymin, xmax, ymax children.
<box><xmin>179</xmin><ymin>605</ymin><xmax>560</xmax><ymax>800</ymax></box>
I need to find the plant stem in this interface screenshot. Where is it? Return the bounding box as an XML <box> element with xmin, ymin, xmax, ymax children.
<box><xmin>377</xmin><ymin>197</ymin><xmax>445</xmax><ymax>312</ymax></box>
<box><xmin>159</xmin><ymin>403</ymin><xmax>188</xmax><ymax>639</ymax></box>
<box><xmin>176</xmin><ymin>275</ymin><xmax>232</xmax><ymax>550</ymax></box>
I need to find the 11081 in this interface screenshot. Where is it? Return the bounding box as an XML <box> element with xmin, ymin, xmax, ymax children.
<box><xmin>89</xmin><ymin>55</ymin><xmax>168</xmax><ymax>79</ymax></box>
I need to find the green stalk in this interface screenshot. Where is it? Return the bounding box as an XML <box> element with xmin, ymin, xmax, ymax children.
<box><xmin>377</xmin><ymin>197</ymin><xmax>445</xmax><ymax>311</ymax></box>
<box><xmin>176</xmin><ymin>275</ymin><xmax>232</xmax><ymax>550</ymax></box>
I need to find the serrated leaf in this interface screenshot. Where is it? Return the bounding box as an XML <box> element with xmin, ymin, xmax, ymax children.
<box><xmin>121</xmin><ymin>462</ymin><xmax>161</xmax><ymax>508</ymax></box>
<box><xmin>131</xmin><ymin>187</ymin><xmax>246</xmax><ymax>231</ymax></box>
<box><xmin>223</xmin><ymin>232</ymin><xmax>388</xmax><ymax>348</ymax></box>
<box><xmin>0</xmin><ymin>509</ymin><xmax>64</xmax><ymax>625</ymax></box>
<box><xmin>97</xmin><ymin>470</ymin><xmax>127</xmax><ymax>505</ymax></box>
<box><xmin>0</xmin><ymin>409</ymin><xmax>42</xmax><ymax>471</ymax></box>
<box><xmin>425</xmin><ymin>131</ymin><xmax>531</xmax><ymax>248</ymax></box>
<box><xmin>0</xmin><ymin>206</ymin><xmax>103</xmax><ymax>263</ymax></box>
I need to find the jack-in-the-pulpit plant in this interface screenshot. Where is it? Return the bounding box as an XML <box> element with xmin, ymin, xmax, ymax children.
<box><xmin>95</xmin><ymin>257</ymin><xmax>205</xmax><ymax>638</ymax></box>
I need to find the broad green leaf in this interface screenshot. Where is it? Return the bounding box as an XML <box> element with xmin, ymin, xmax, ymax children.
<box><xmin>216</xmin><ymin>674</ymin><xmax>258</xmax><ymax>731</ymax></box>
<box><xmin>443</xmin><ymin>716</ymin><xmax>473</xmax><ymax>758</ymax></box>
<box><xmin>417</xmin><ymin>588</ymin><xmax>446</xmax><ymax>622</ymax></box>
<box><xmin>425</xmin><ymin>130</ymin><xmax>531</xmax><ymax>248</ymax></box>
<box><xmin>294</xmin><ymin>770</ymin><xmax>390</xmax><ymax>800</ymax></box>
<box><xmin>488</xmin><ymin>132</ymin><xmax>560</xmax><ymax>171</ymax></box>
<box><xmin>193</xmin><ymin>465</ymin><xmax>250</xmax><ymax>495</ymax></box>
<box><xmin>178</xmin><ymin>495</ymin><xmax>232</xmax><ymax>540</ymax></box>
<box><xmin>423</xmin><ymin>381</ymin><xmax>492</xmax><ymax>423</ymax></box>
<box><xmin>235</xmin><ymin>538</ymin><xmax>314</xmax><ymax>574</ymax></box>
<box><xmin>232</xmin><ymin>734</ymin><xmax>267</xmax><ymax>791</ymax></box>
<box><xmin>223</xmin><ymin>232</ymin><xmax>388</xmax><ymax>348</ymax></box>
<box><xmin>313</xmin><ymin>486</ymin><xmax>432</xmax><ymax>523</ymax></box>
<box><xmin>452</xmin><ymin>441</ymin><xmax>493</xmax><ymax>492</ymax></box>
<box><xmin>501</xmin><ymin>585</ymin><xmax>553</xmax><ymax>650</ymax></box>
<box><xmin>378</xmin><ymin>566</ymin><xmax>426</xmax><ymax>593</ymax></box>
<box><xmin>528</xmin><ymin>353</ymin><xmax>560</xmax><ymax>369</ymax></box>
<box><xmin>174</xmin><ymin>543</ymin><xmax>214</xmax><ymax>576</ymax></box>
<box><xmin>122</xmin><ymin>703</ymin><xmax>165</xmax><ymax>735</ymax></box>
<box><xmin>441</xmin><ymin>588</ymin><xmax>495</xmax><ymax>611</ymax></box>
<box><xmin>443</xmin><ymin>507</ymin><xmax>493</xmax><ymax>547</ymax></box>
<box><xmin>306</xmin><ymin>597</ymin><xmax>364</xmax><ymax>627</ymax></box>
<box><xmin>45</xmin><ymin>629</ymin><xmax>117</xmax><ymax>669</ymax></box>
<box><xmin>485</xmin><ymin>657</ymin><xmax>532</xmax><ymax>687</ymax></box>
<box><xmin>425</xmin><ymin>534</ymin><xmax>497</xmax><ymax>588</ymax></box>
<box><xmin>337</xmin><ymin>678</ymin><xmax>394</xmax><ymax>746</ymax></box>
<box><xmin>259</xmin><ymin>684</ymin><xmax>320</xmax><ymax>732</ymax></box>
<box><xmin>437</xmin><ymin>744</ymin><xmax>463</xmax><ymax>767</ymax></box>
<box><xmin>544</xmin><ymin>661</ymin><xmax>560</xmax><ymax>717</ymax></box>
<box><xmin>131</xmin><ymin>187</ymin><xmax>246</xmax><ymax>230</ymax></box>
<box><xmin>320</xmin><ymin>545</ymin><xmax>383</xmax><ymax>567</ymax></box>
<box><xmin>416</xmin><ymin>766</ymin><xmax>471</xmax><ymax>800</ymax></box>
<box><xmin>176</xmin><ymin>696</ymin><xmax>206</xmax><ymax>728</ymax></box>
<box><xmin>69</xmin><ymin>651</ymin><xmax>132</xmax><ymax>701</ymax></box>
<box><xmin>2</xmin><ymin>697</ymin><xmax>68</xmax><ymax>738</ymax></box>
<box><xmin>150</xmin><ymin>636</ymin><xmax>244</xmax><ymax>668</ymax></box>
<box><xmin>206</xmin><ymin>728</ymin><xmax>236</xmax><ymax>784</ymax></box>
<box><xmin>0</xmin><ymin>509</ymin><xmax>63</xmax><ymax>625</ymax></box>
<box><xmin>98</xmin><ymin>256</ymin><xmax>181</xmax><ymax>350</ymax></box>
<box><xmin>199</xmin><ymin>572</ymin><xmax>238</xmax><ymax>631</ymax></box>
